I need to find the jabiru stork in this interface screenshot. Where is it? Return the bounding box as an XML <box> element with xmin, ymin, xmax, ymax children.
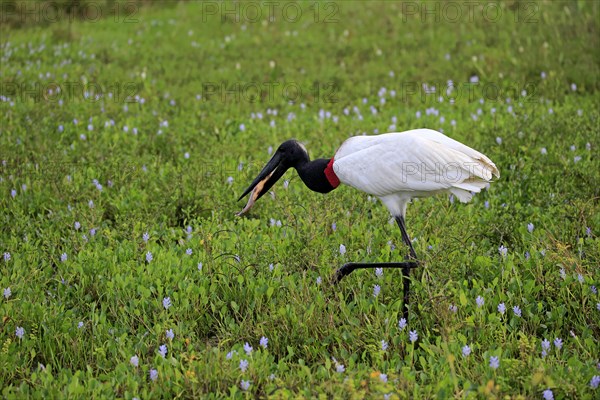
<box><xmin>237</xmin><ymin>129</ymin><xmax>499</xmax><ymax>319</ymax></box>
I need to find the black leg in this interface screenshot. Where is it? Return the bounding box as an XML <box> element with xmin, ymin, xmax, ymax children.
<box><xmin>333</xmin><ymin>216</ymin><xmax>421</xmax><ymax>323</ymax></box>
<box><xmin>395</xmin><ymin>216</ymin><xmax>418</xmax><ymax>320</ymax></box>
<box><xmin>395</xmin><ymin>216</ymin><xmax>417</xmax><ymax>260</ymax></box>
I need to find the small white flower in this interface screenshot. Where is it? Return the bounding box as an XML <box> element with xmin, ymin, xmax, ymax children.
<box><xmin>130</xmin><ymin>355</ymin><xmax>139</xmax><ymax>367</ymax></box>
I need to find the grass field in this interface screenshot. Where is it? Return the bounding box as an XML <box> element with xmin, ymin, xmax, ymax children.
<box><xmin>1</xmin><ymin>0</ymin><xmax>599</xmax><ymax>398</ymax></box>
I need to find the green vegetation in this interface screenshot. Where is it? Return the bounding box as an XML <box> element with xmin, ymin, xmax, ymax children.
<box><xmin>1</xmin><ymin>1</ymin><xmax>599</xmax><ymax>398</ymax></box>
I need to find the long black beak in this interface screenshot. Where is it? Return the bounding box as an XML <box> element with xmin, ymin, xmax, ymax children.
<box><xmin>236</xmin><ymin>152</ymin><xmax>288</xmax><ymax>216</ymax></box>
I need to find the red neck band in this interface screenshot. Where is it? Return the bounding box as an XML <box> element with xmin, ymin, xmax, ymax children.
<box><xmin>324</xmin><ymin>157</ymin><xmax>340</xmax><ymax>188</ymax></box>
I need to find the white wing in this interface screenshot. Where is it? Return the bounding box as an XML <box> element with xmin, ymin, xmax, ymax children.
<box><xmin>333</xmin><ymin>129</ymin><xmax>499</xmax><ymax>215</ymax></box>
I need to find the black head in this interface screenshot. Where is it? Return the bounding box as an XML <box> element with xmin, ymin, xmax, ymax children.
<box><xmin>275</xmin><ymin>140</ymin><xmax>310</xmax><ymax>167</ymax></box>
<box><xmin>236</xmin><ymin>140</ymin><xmax>309</xmax><ymax>215</ymax></box>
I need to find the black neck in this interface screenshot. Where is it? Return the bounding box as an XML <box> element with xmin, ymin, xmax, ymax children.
<box><xmin>295</xmin><ymin>158</ymin><xmax>336</xmax><ymax>194</ymax></box>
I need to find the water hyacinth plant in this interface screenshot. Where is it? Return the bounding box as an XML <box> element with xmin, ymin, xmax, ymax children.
<box><xmin>0</xmin><ymin>1</ymin><xmax>598</xmax><ymax>398</ymax></box>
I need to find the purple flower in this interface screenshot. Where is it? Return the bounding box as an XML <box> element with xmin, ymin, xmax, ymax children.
<box><xmin>462</xmin><ymin>345</ymin><xmax>471</xmax><ymax>357</ymax></box>
<box><xmin>149</xmin><ymin>369</ymin><xmax>158</xmax><ymax>381</ymax></box>
<box><xmin>375</xmin><ymin>268</ymin><xmax>383</xmax><ymax>278</ymax></box>
<box><xmin>336</xmin><ymin>363</ymin><xmax>345</xmax><ymax>373</ymax></box>
<box><xmin>554</xmin><ymin>338</ymin><xmax>562</xmax><ymax>349</ymax></box>
<box><xmin>543</xmin><ymin>389</ymin><xmax>554</xmax><ymax>400</ymax></box>
<box><xmin>240</xmin><ymin>380</ymin><xmax>250</xmax><ymax>391</ymax></box>
<box><xmin>590</xmin><ymin>375</ymin><xmax>600</xmax><ymax>389</ymax></box>
<box><xmin>15</xmin><ymin>326</ymin><xmax>25</xmax><ymax>339</ymax></box>
<box><xmin>60</xmin><ymin>253</ymin><xmax>67</xmax><ymax>262</ymax></box>
<box><xmin>316</xmin><ymin>276</ymin><xmax>322</xmax><ymax>285</ymax></box>
<box><xmin>513</xmin><ymin>306</ymin><xmax>522</xmax><ymax>317</ymax></box>
<box><xmin>381</xmin><ymin>340</ymin><xmax>388</xmax><ymax>351</ymax></box>
<box><xmin>541</xmin><ymin>339</ymin><xmax>550</xmax><ymax>351</ymax></box>
<box><xmin>398</xmin><ymin>318</ymin><xmax>407</xmax><ymax>330</ymax></box>
<box><xmin>3</xmin><ymin>287</ymin><xmax>11</xmax><ymax>299</ymax></box>
<box><xmin>198</xmin><ymin>262</ymin><xmax>203</xmax><ymax>272</ymax></box>
<box><xmin>74</xmin><ymin>221</ymin><xmax>81</xmax><ymax>230</ymax></box>
<box><xmin>449</xmin><ymin>304</ymin><xmax>458</xmax><ymax>313</ymax></box>
<box><xmin>186</xmin><ymin>248</ymin><xmax>192</xmax><ymax>256</ymax></box>
<box><xmin>166</xmin><ymin>329</ymin><xmax>174</xmax><ymax>340</ymax></box>
<box><xmin>489</xmin><ymin>356</ymin><xmax>499</xmax><ymax>369</ymax></box>
<box><xmin>243</xmin><ymin>342</ymin><xmax>253</xmax><ymax>355</ymax></box>
<box><xmin>578</xmin><ymin>274</ymin><xmax>584</xmax><ymax>284</ymax></box>
<box><xmin>476</xmin><ymin>296</ymin><xmax>484</xmax><ymax>308</ymax></box>
<box><xmin>146</xmin><ymin>251</ymin><xmax>153</xmax><ymax>263</ymax></box>
<box><xmin>158</xmin><ymin>344</ymin><xmax>167</xmax><ymax>358</ymax></box>
<box><xmin>498</xmin><ymin>245</ymin><xmax>508</xmax><ymax>257</ymax></box>
<box><xmin>226</xmin><ymin>350</ymin><xmax>235</xmax><ymax>360</ymax></box>
<box><xmin>260</xmin><ymin>336</ymin><xmax>268</xmax><ymax>349</ymax></box>
<box><xmin>77</xmin><ymin>321</ymin><xmax>84</xmax><ymax>329</ymax></box>
<box><xmin>339</xmin><ymin>244</ymin><xmax>346</xmax><ymax>255</ymax></box>
<box><xmin>559</xmin><ymin>268</ymin><xmax>566</xmax><ymax>279</ymax></box>
<box><xmin>498</xmin><ymin>303</ymin><xmax>506</xmax><ymax>314</ymax></box>
<box><xmin>409</xmin><ymin>330</ymin><xmax>418</xmax><ymax>343</ymax></box>
<box><xmin>373</xmin><ymin>284</ymin><xmax>381</xmax><ymax>297</ymax></box>
<box><xmin>527</xmin><ymin>223</ymin><xmax>534</xmax><ymax>233</ymax></box>
<box><xmin>143</xmin><ymin>232</ymin><xmax>149</xmax><ymax>242</ymax></box>
<box><xmin>130</xmin><ymin>355</ymin><xmax>139</xmax><ymax>367</ymax></box>
<box><xmin>3</xmin><ymin>252</ymin><xmax>10</xmax><ymax>262</ymax></box>
<box><xmin>239</xmin><ymin>359</ymin><xmax>249</xmax><ymax>372</ymax></box>
<box><xmin>162</xmin><ymin>297</ymin><xmax>172</xmax><ymax>310</ymax></box>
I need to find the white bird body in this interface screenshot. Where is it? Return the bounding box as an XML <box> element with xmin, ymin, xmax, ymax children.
<box><xmin>237</xmin><ymin>129</ymin><xmax>499</xmax><ymax>318</ymax></box>
<box><xmin>332</xmin><ymin>129</ymin><xmax>500</xmax><ymax>217</ymax></box>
